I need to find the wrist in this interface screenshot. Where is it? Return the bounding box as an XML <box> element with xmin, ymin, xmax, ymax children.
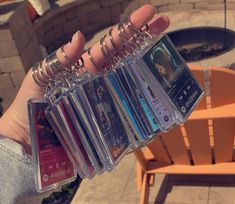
<box><xmin>0</xmin><ymin>69</ymin><xmax>45</xmax><ymax>155</ymax></box>
<box><xmin>0</xmin><ymin>107</ymin><xmax>32</xmax><ymax>154</ymax></box>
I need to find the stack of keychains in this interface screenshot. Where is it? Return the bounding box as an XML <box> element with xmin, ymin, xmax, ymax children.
<box><xmin>28</xmin><ymin>18</ymin><xmax>204</xmax><ymax>192</ymax></box>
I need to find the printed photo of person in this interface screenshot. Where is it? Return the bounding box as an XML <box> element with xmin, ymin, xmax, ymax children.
<box><xmin>150</xmin><ymin>47</ymin><xmax>176</xmax><ymax>89</ymax></box>
<box><xmin>142</xmin><ymin>40</ymin><xmax>182</xmax><ymax>92</ymax></box>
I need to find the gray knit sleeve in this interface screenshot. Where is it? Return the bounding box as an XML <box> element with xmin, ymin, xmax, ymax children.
<box><xmin>0</xmin><ymin>136</ymin><xmax>53</xmax><ymax>204</ymax></box>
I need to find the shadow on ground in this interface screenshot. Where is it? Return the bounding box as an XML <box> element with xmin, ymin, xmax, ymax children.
<box><xmin>153</xmin><ymin>174</ymin><xmax>235</xmax><ymax>204</ymax></box>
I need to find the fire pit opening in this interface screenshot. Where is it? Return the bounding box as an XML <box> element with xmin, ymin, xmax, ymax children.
<box><xmin>167</xmin><ymin>27</ymin><xmax>235</xmax><ymax>62</ymax></box>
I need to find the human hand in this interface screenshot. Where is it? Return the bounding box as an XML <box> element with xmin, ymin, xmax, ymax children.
<box><xmin>0</xmin><ymin>4</ymin><xmax>170</xmax><ymax>154</ymax></box>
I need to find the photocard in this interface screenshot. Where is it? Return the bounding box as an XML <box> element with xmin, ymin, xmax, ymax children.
<box><xmin>82</xmin><ymin>76</ymin><xmax>130</xmax><ymax>163</ymax></box>
<box><xmin>56</xmin><ymin>100</ymin><xmax>95</xmax><ymax>178</ymax></box>
<box><xmin>45</xmin><ymin>107</ymin><xmax>85</xmax><ymax>179</ymax></box>
<box><xmin>63</xmin><ymin>96</ymin><xmax>104</xmax><ymax>173</ymax></box>
<box><xmin>68</xmin><ymin>90</ymin><xmax>112</xmax><ymax>171</ymax></box>
<box><xmin>128</xmin><ymin>62</ymin><xmax>174</xmax><ymax>130</ymax></box>
<box><xmin>28</xmin><ymin>99</ymin><xmax>75</xmax><ymax>191</ymax></box>
<box><xmin>124</xmin><ymin>65</ymin><xmax>161</xmax><ymax>134</ymax></box>
<box><xmin>140</xmin><ymin>35</ymin><xmax>204</xmax><ymax>119</ymax></box>
<box><xmin>106</xmin><ymin>71</ymin><xmax>147</xmax><ymax>142</ymax></box>
<box><xmin>122</xmin><ymin>67</ymin><xmax>159</xmax><ymax>135</ymax></box>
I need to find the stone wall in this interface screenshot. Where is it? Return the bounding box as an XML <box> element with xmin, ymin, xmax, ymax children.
<box><xmin>0</xmin><ymin>1</ymin><xmax>42</xmax><ymax>109</ymax></box>
<box><xmin>151</xmin><ymin>0</ymin><xmax>235</xmax><ymax>12</ymax></box>
<box><xmin>34</xmin><ymin>0</ymin><xmax>148</xmax><ymax>54</ymax></box>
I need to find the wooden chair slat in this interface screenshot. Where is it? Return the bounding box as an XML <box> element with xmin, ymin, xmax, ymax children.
<box><xmin>210</xmin><ymin>67</ymin><xmax>235</xmax><ymax>108</ymax></box>
<box><xmin>147</xmin><ymin>136</ymin><xmax>171</xmax><ymax>164</ymax></box>
<box><xmin>213</xmin><ymin>118</ymin><xmax>235</xmax><ymax>163</ymax></box>
<box><xmin>146</xmin><ymin>162</ymin><xmax>235</xmax><ymax>175</ymax></box>
<box><xmin>136</xmin><ymin>162</ymin><xmax>144</xmax><ymax>191</ymax></box>
<box><xmin>190</xmin><ymin>65</ymin><xmax>207</xmax><ymax>110</ymax></box>
<box><xmin>184</xmin><ymin>120</ymin><xmax>211</xmax><ymax>165</ymax></box>
<box><xmin>161</xmin><ymin>126</ymin><xmax>190</xmax><ymax>165</ymax></box>
<box><xmin>140</xmin><ymin>174</ymin><xmax>150</xmax><ymax>204</ymax></box>
<box><xmin>189</xmin><ymin>103</ymin><xmax>235</xmax><ymax>120</ymax></box>
<box><xmin>134</xmin><ymin>149</ymin><xmax>148</xmax><ymax>172</ymax></box>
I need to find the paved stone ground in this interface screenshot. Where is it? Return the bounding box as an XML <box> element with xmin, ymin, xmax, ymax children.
<box><xmin>72</xmin><ymin>154</ymin><xmax>235</xmax><ymax>204</ymax></box>
<box><xmin>72</xmin><ymin>9</ymin><xmax>235</xmax><ymax>204</ymax></box>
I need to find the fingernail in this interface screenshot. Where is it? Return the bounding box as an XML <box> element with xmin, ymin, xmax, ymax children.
<box><xmin>71</xmin><ymin>31</ymin><xmax>80</xmax><ymax>43</ymax></box>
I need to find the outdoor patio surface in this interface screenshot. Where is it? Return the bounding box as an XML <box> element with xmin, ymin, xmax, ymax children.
<box><xmin>72</xmin><ymin>9</ymin><xmax>235</xmax><ymax>204</ymax></box>
<box><xmin>72</xmin><ymin>153</ymin><xmax>235</xmax><ymax>204</ymax></box>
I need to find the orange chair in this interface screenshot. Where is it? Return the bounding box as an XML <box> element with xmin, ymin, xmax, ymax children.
<box><xmin>134</xmin><ymin>65</ymin><xmax>235</xmax><ymax>204</ymax></box>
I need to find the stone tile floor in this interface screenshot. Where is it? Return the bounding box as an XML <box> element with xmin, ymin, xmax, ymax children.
<box><xmin>72</xmin><ymin>9</ymin><xmax>235</xmax><ymax>204</ymax></box>
<box><xmin>72</xmin><ymin>153</ymin><xmax>235</xmax><ymax>204</ymax></box>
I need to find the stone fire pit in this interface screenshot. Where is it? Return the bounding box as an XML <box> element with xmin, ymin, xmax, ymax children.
<box><xmin>168</xmin><ymin>27</ymin><xmax>235</xmax><ymax>62</ymax></box>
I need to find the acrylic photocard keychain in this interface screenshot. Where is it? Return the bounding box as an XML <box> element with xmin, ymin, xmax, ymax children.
<box><xmin>44</xmin><ymin>75</ymin><xmax>95</xmax><ymax>179</ymax></box>
<box><xmin>45</xmin><ymin>106</ymin><xmax>85</xmax><ymax>179</ymax></box>
<box><xmin>62</xmin><ymin>95</ymin><xmax>104</xmax><ymax>174</ymax></box>
<box><xmin>109</xmin><ymin>20</ymin><xmax>174</xmax><ymax>132</ymax></box>
<box><xmin>136</xmin><ymin>34</ymin><xmax>204</xmax><ymax>123</ymax></box>
<box><xmin>105</xmin><ymin>69</ymin><xmax>149</xmax><ymax>146</ymax></box>
<box><xmin>125</xmin><ymin>58</ymin><xmax>175</xmax><ymax>131</ymax></box>
<box><xmin>78</xmin><ymin>75</ymin><xmax>131</xmax><ymax>166</ymax></box>
<box><xmin>107</xmin><ymin>66</ymin><xmax>161</xmax><ymax>142</ymax></box>
<box><xmin>28</xmin><ymin>99</ymin><xmax>76</xmax><ymax>192</ymax></box>
<box><xmin>27</xmin><ymin>15</ymin><xmax>205</xmax><ymax>192</ymax></box>
<box><xmin>55</xmin><ymin>98</ymin><xmax>96</xmax><ymax>179</ymax></box>
<box><xmin>120</xmin><ymin>65</ymin><xmax>161</xmax><ymax>136</ymax></box>
<box><xmin>45</xmin><ymin>75</ymin><xmax>100</xmax><ymax>178</ymax></box>
<box><xmin>68</xmin><ymin>89</ymin><xmax>112</xmax><ymax>171</ymax></box>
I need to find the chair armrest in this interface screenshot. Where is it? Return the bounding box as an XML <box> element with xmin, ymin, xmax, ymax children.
<box><xmin>189</xmin><ymin>103</ymin><xmax>235</xmax><ymax>120</ymax></box>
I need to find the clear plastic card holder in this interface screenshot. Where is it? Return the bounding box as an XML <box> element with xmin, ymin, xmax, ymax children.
<box><xmin>118</xmin><ymin>66</ymin><xmax>160</xmax><ymax>139</ymax></box>
<box><xmin>136</xmin><ymin>34</ymin><xmax>205</xmax><ymax>123</ymax></box>
<box><xmin>105</xmin><ymin>72</ymin><xmax>143</xmax><ymax>148</ymax></box>
<box><xmin>47</xmin><ymin>71</ymin><xmax>105</xmax><ymax>178</ymax></box>
<box><xmin>106</xmin><ymin>84</ymin><xmax>142</xmax><ymax>149</ymax></box>
<box><xmin>45</xmin><ymin>107</ymin><xmax>85</xmax><ymax>179</ymax></box>
<box><xmin>28</xmin><ymin>98</ymin><xmax>77</xmax><ymax>192</ymax></box>
<box><xmin>27</xmin><ymin>17</ymin><xmax>206</xmax><ymax>189</ymax></box>
<box><xmin>78</xmin><ymin>75</ymin><xmax>131</xmax><ymax>167</ymax></box>
<box><xmin>54</xmin><ymin>98</ymin><xmax>96</xmax><ymax>179</ymax></box>
<box><xmin>62</xmin><ymin>95</ymin><xmax>104</xmax><ymax>175</ymax></box>
<box><xmin>117</xmin><ymin>65</ymin><xmax>162</xmax><ymax>137</ymax></box>
<box><xmin>45</xmin><ymin>85</ymin><xmax>68</xmax><ymax>107</ymax></box>
<box><xmin>69</xmin><ymin>89</ymin><xmax>113</xmax><ymax>171</ymax></box>
<box><xmin>115</xmin><ymin>66</ymin><xmax>150</xmax><ymax>141</ymax></box>
<box><xmin>45</xmin><ymin>84</ymin><xmax>95</xmax><ymax>179</ymax></box>
<box><xmin>124</xmin><ymin>58</ymin><xmax>175</xmax><ymax>131</ymax></box>
<box><xmin>105</xmin><ymin>69</ymin><xmax>153</xmax><ymax>144</ymax></box>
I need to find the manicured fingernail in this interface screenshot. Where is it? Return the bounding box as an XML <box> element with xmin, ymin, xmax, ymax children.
<box><xmin>71</xmin><ymin>31</ymin><xmax>81</xmax><ymax>42</ymax></box>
